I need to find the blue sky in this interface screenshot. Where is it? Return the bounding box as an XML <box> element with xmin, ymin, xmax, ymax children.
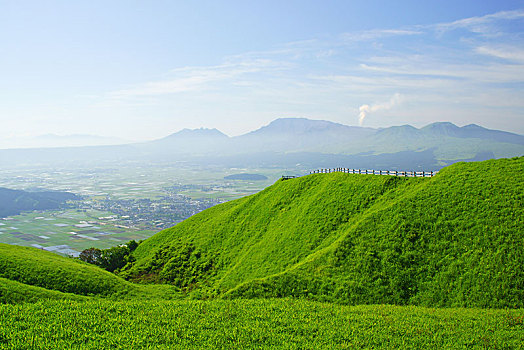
<box><xmin>1</xmin><ymin>0</ymin><xmax>523</xmax><ymax>146</ymax></box>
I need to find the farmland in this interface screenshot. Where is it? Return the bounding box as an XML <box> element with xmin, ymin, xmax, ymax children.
<box><xmin>0</xmin><ymin>161</ymin><xmax>285</xmax><ymax>255</ymax></box>
<box><xmin>0</xmin><ymin>210</ymin><xmax>154</xmax><ymax>256</ymax></box>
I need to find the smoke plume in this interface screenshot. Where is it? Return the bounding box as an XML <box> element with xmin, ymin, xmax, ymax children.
<box><xmin>358</xmin><ymin>93</ymin><xmax>402</xmax><ymax>126</ymax></box>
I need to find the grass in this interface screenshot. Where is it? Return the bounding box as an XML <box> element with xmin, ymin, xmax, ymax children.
<box><xmin>0</xmin><ymin>158</ymin><xmax>522</xmax><ymax>347</ymax></box>
<box><xmin>1</xmin><ymin>298</ymin><xmax>522</xmax><ymax>349</ymax></box>
<box><xmin>0</xmin><ymin>277</ymin><xmax>86</xmax><ymax>304</ymax></box>
<box><xmin>0</xmin><ymin>243</ymin><xmax>137</xmax><ymax>297</ymax></box>
<box><xmin>123</xmin><ymin>157</ymin><xmax>523</xmax><ymax>308</ymax></box>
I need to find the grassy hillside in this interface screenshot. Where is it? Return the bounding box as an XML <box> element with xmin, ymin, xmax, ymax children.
<box><xmin>125</xmin><ymin>172</ymin><xmax>422</xmax><ymax>289</ymax></box>
<box><xmin>0</xmin><ymin>277</ymin><xmax>86</xmax><ymax>304</ymax></box>
<box><xmin>0</xmin><ymin>243</ymin><xmax>134</xmax><ymax>297</ymax></box>
<box><xmin>0</xmin><ymin>243</ymin><xmax>180</xmax><ymax>303</ymax></box>
<box><xmin>123</xmin><ymin>157</ymin><xmax>523</xmax><ymax>308</ymax></box>
<box><xmin>1</xmin><ymin>299</ymin><xmax>522</xmax><ymax>349</ymax></box>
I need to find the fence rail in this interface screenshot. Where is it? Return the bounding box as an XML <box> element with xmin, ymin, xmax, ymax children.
<box><xmin>308</xmin><ymin>168</ymin><xmax>437</xmax><ymax>177</ymax></box>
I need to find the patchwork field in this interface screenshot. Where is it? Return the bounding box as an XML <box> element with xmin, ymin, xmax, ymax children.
<box><xmin>0</xmin><ymin>162</ymin><xmax>287</xmax><ymax>255</ymax></box>
<box><xmin>0</xmin><ymin>210</ymin><xmax>155</xmax><ymax>256</ymax></box>
<box><xmin>0</xmin><ymin>163</ymin><xmax>284</xmax><ymax>201</ymax></box>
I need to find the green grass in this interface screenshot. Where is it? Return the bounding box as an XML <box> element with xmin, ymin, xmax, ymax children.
<box><xmin>123</xmin><ymin>157</ymin><xmax>523</xmax><ymax>308</ymax></box>
<box><xmin>0</xmin><ymin>243</ymin><xmax>136</xmax><ymax>297</ymax></box>
<box><xmin>0</xmin><ymin>158</ymin><xmax>522</xmax><ymax>347</ymax></box>
<box><xmin>1</xmin><ymin>298</ymin><xmax>522</xmax><ymax>349</ymax></box>
<box><xmin>0</xmin><ymin>277</ymin><xmax>86</xmax><ymax>304</ymax></box>
<box><xmin>0</xmin><ymin>243</ymin><xmax>182</xmax><ymax>303</ymax></box>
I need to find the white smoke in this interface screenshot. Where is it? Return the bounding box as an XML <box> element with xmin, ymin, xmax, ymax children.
<box><xmin>358</xmin><ymin>93</ymin><xmax>402</xmax><ymax>126</ymax></box>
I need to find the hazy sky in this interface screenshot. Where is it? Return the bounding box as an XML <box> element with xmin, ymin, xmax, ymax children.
<box><xmin>1</xmin><ymin>0</ymin><xmax>523</xmax><ymax>146</ymax></box>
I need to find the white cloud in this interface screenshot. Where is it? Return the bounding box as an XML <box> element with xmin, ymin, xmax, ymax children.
<box><xmin>360</xmin><ymin>61</ymin><xmax>524</xmax><ymax>84</ymax></box>
<box><xmin>110</xmin><ymin>59</ymin><xmax>282</xmax><ymax>98</ymax></box>
<box><xmin>434</xmin><ymin>9</ymin><xmax>524</xmax><ymax>36</ymax></box>
<box><xmin>341</xmin><ymin>28</ymin><xmax>422</xmax><ymax>41</ymax></box>
<box><xmin>476</xmin><ymin>45</ymin><xmax>524</xmax><ymax>62</ymax></box>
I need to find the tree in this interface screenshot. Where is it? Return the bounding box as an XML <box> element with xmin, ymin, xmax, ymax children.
<box><xmin>79</xmin><ymin>247</ymin><xmax>102</xmax><ymax>265</ymax></box>
<box><xmin>126</xmin><ymin>240</ymin><xmax>139</xmax><ymax>252</ymax></box>
<box><xmin>98</xmin><ymin>245</ymin><xmax>130</xmax><ymax>273</ymax></box>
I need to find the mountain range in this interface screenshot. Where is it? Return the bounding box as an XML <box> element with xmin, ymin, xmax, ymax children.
<box><xmin>1</xmin><ymin>118</ymin><xmax>523</xmax><ymax>170</ymax></box>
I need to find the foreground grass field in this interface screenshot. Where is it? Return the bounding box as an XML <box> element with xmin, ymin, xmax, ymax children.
<box><xmin>1</xmin><ymin>299</ymin><xmax>523</xmax><ymax>349</ymax></box>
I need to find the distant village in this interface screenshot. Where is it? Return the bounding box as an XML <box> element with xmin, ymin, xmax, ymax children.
<box><xmin>69</xmin><ymin>193</ymin><xmax>223</xmax><ymax>230</ymax></box>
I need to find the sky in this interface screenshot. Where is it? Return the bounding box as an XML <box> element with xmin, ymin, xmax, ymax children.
<box><xmin>1</xmin><ymin>0</ymin><xmax>524</xmax><ymax>147</ymax></box>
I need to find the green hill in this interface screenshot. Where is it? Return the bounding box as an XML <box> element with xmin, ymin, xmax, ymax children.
<box><xmin>0</xmin><ymin>277</ymin><xmax>86</xmax><ymax>304</ymax></box>
<box><xmin>0</xmin><ymin>157</ymin><xmax>522</xmax><ymax>347</ymax></box>
<box><xmin>0</xmin><ymin>243</ymin><xmax>180</xmax><ymax>303</ymax></box>
<box><xmin>0</xmin><ymin>243</ymin><xmax>136</xmax><ymax>298</ymax></box>
<box><xmin>123</xmin><ymin>157</ymin><xmax>523</xmax><ymax>308</ymax></box>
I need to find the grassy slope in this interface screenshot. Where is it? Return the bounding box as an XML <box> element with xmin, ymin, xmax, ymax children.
<box><xmin>0</xmin><ymin>277</ymin><xmax>86</xmax><ymax>304</ymax></box>
<box><xmin>0</xmin><ymin>243</ymin><xmax>133</xmax><ymax>297</ymax></box>
<box><xmin>0</xmin><ymin>243</ymin><xmax>180</xmax><ymax>302</ymax></box>
<box><xmin>127</xmin><ymin>172</ymin><xmax>423</xmax><ymax>289</ymax></box>
<box><xmin>0</xmin><ymin>243</ymin><xmax>182</xmax><ymax>303</ymax></box>
<box><xmin>126</xmin><ymin>157</ymin><xmax>523</xmax><ymax>308</ymax></box>
<box><xmin>1</xmin><ymin>299</ymin><xmax>522</xmax><ymax>349</ymax></box>
<box><xmin>229</xmin><ymin>158</ymin><xmax>523</xmax><ymax>308</ymax></box>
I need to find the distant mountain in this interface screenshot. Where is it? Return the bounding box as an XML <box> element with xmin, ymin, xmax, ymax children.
<box><xmin>373</xmin><ymin>125</ymin><xmax>426</xmax><ymax>145</ymax></box>
<box><xmin>0</xmin><ymin>118</ymin><xmax>522</xmax><ymax>170</ymax></box>
<box><xmin>421</xmin><ymin>122</ymin><xmax>524</xmax><ymax>145</ymax></box>
<box><xmin>373</xmin><ymin>122</ymin><xmax>524</xmax><ymax>144</ymax></box>
<box><xmin>0</xmin><ymin>188</ymin><xmax>80</xmax><ymax>217</ymax></box>
<box><xmin>231</xmin><ymin>118</ymin><xmax>375</xmax><ymax>153</ymax></box>
<box><xmin>160</xmin><ymin>128</ymin><xmax>229</xmax><ymax>140</ymax></box>
<box><xmin>244</xmin><ymin>118</ymin><xmax>367</xmax><ymax>136</ymax></box>
<box><xmin>140</xmin><ymin>128</ymin><xmax>229</xmax><ymax>155</ymax></box>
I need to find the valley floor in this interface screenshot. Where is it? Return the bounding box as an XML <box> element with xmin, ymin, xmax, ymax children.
<box><xmin>1</xmin><ymin>298</ymin><xmax>522</xmax><ymax>349</ymax></box>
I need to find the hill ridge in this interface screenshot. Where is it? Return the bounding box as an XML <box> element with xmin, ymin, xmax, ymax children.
<box><xmin>223</xmin><ymin>174</ymin><xmax>432</xmax><ymax>298</ymax></box>
<box><xmin>123</xmin><ymin>157</ymin><xmax>523</xmax><ymax>308</ymax></box>
<box><xmin>1</xmin><ymin>157</ymin><xmax>522</xmax><ymax>308</ymax></box>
